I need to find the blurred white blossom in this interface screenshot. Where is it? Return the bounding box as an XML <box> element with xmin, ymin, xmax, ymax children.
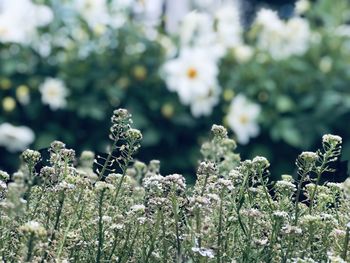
<box><xmin>255</xmin><ymin>8</ymin><xmax>311</xmax><ymax>60</ymax></box>
<box><xmin>163</xmin><ymin>47</ymin><xmax>220</xmax><ymax>117</ymax></box>
<box><xmin>295</xmin><ymin>0</ymin><xmax>310</xmax><ymax>15</ymax></box>
<box><xmin>179</xmin><ymin>12</ymin><xmax>216</xmax><ymax>48</ymax></box>
<box><xmin>0</xmin><ymin>0</ymin><xmax>53</xmax><ymax>44</ymax></box>
<box><xmin>227</xmin><ymin>95</ymin><xmax>261</xmax><ymax>144</ymax></box>
<box><xmin>190</xmin><ymin>85</ymin><xmax>220</xmax><ymax>117</ymax></box>
<box><xmin>234</xmin><ymin>45</ymin><xmax>254</xmax><ymax>63</ymax></box>
<box><xmin>39</xmin><ymin>78</ymin><xmax>69</xmax><ymax>110</ymax></box>
<box><xmin>0</xmin><ymin>123</ymin><xmax>35</xmax><ymax>152</ymax></box>
<box><xmin>215</xmin><ymin>2</ymin><xmax>242</xmax><ymax>49</ymax></box>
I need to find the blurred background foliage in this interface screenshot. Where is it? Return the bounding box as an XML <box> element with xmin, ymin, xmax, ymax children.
<box><xmin>1</xmin><ymin>0</ymin><xmax>350</xmax><ymax>181</ymax></box>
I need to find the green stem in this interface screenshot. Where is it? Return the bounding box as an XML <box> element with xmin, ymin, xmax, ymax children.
<box><xmin>96</xmin><ymin>189</ymin><xmax>105</xmax><ymax>263</ymax></box>
<box><xmin>160</xmin><ymin>209</ymin><xmax>167</xmax><ymax>263</ymax></box>
<box><xmin>171</xmin><ymin>195</ymin><xmax>181</xmax><ymax>262</ymax></box>
<box><xmin>342</xmin><ymin>225</ymin><xmax>350</xmax><ymax>260</ymax></box>
<box><xmin>25</xmin><ymin>233</ymin><xmax>35</xmax><ymax>262</ymax></box>
<box><xmin>216</xmin><ymin>191</ymin><xmax>224</xmax><ymax>263</ymax></box>
<box><xmin>107</xmin><ymin>230</ymin><xmax>120</xmax><ymax>261</ymax></box>
<box><xmin>294</xmin><ymin>170</ymin><xmax>308</xmax><ymax>225</ymax></box>
<box><xmin>98</xmin><ymin>139</ymin><xmax>118</xmax><ymax>180</ymax></box>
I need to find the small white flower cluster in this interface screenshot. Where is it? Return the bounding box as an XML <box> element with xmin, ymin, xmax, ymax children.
<box><xmin>19</xmin><ymin>221</ymin><xmax>47</xmax><ymax>237</ymax></box>
<box><xmin>255</xmin><ymin>8</ymin><xmax>311</xmax><ymax>60</ymax></box>
<box><xmin>0</xmin><ymin>0</ymin><xmax>53</xmax><ymax>44</ymax></box>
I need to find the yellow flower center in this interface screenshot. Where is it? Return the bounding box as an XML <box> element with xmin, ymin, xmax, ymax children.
<box><xmin>187</xmin><ymin>67</ymin><xmax>198</xmax><ymax>79</ymax></box>
<box><xmin>239</xmin><ymin>114</ymin><xmax>249</xmax><ymax>124</ymax></box>
<box><xmin>47</xmin><ymin>87</ymin><xmax>59</xmax><ymax>98</ymax></box>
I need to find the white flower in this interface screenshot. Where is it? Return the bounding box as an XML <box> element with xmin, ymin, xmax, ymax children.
<box><xmin>255</xmin><ymin>8</ymin><xmax>310</xmax><ymax>60</ymax></box>
<box><xmin>190</xmin><ymin>85</ymin><xmax>220</xmax><ymax>117</ymax></box>
<box><xmin>178</xmin><ymin>11</ymin><xmax>224</xmax><ymax>58</ymax></box>
<box><xmin>227</xmin><ymin>95</ymin><xmax>261</xmax><ymax>144</ymax></box>
<box><xmin>163</xmin><ymin>47</ymin><xmax>219</xmax><ymax>105</ymax></box>
<box><xmin>295</xmin><ymin>0</ymin><xmax>310</xmax><ymax>15</ymax></box>
<box><xmin>234</xmin><ymin>45</ymin><xmax>254</xmax><ymax>63</ymax></box>
<box><xmin>39</xmin><ymin>78</ymin><xmax>69</xmax><ymax>110</ymax></box>
<box><xmin>164</xmin><ymin>0</ymin><xmax>190</xmax><ymax>34</ymax></box>
<box><xmin>0</xmin><ymin>0</ymin><xmax>53</xmax><ymax>44</ymax></box>
<box><xmin>132</xmin><ymin>0</ymin><xmax>164</xmax><ymax>28</ymax></box>
<box><xmin>179</xmin><ymin>11</ymin><xmax>215</xmax><ymax>47</ymax></box>
<box><xmin>191</xmin><ymin>247</ymin><xmax>215</xmax><ymax>258</ymax></box>
<box><xmin>74</xmin><ymin>0</ymin><xmax>109</xmax><ymax>29</ymax></box>
<box><xmin>215</xmin><ymin>2</ymin><xmax>242</xmax><ymax>49</ymax></box>
<box><xmin>0</xmin><ymin>123</ymin><xmax>35</xmax><ymax>152</ymax></box>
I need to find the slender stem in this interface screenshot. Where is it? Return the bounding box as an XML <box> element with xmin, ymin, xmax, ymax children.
<box><xmin>171</xmin><ymin>195</ymin><xmax>181</xmax><ymax>262</ymax></box>
<box><xmin>42</xmin><ymin>191</ymin><xmax>65</xmax><ymax>262</ymax></box>
<box><xmin>112</xmin><ymin>144</ymin><xmax>133</xmax><ymax>204</ymax></box>
<box><xmin>107</xmin><ymin>230</ymin><xmax>120</xmax><ymax>261</ymax></box>
<box><xmin>98</xmin><ymin>139</ymin><xmax>118</xmax><ymax>180</ymax></box>
<box><xmin>25</xmin><ymin>233</ymin><xmax>35</xmax><ymax>262</ymax></box>
<box><xmin>294</xmin><ymin>170</ymin><xmax>308</xmax><ymax>225</ymax></box>
<box><xmin>217</xmin><ymin>191</ymin><xmax>224</xmax><ymax>263</ymax></box>
<box><xmin>342</xmin><ymin>225</ymin><xmax>350</xmax><ymax>260</ymax></box>
<box><xmin>96</xmin><ymin>189</ymin><xmax>105</xmax><ymax>263</ymax></box>
<box><xmin>160</xmin><ymin>209</ymin><xmax>167</xmax><ymax>263</ymax></box>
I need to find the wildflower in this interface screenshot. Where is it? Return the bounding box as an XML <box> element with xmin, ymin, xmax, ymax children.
<box><xmin>0</xmin><ymin>171</ymin><xmax>10</xmax><ymax>182</ymax></box>
<box><xmin>282</xmin><ymin>225</ymin><xmax>303</xmax><ymax>235</ymax></box>
<box><xmin>241</xmin><ymin>208</ymin><xmax>263</xmax><ymax>218</ymax></box>
<box><xmin>95</xmin><ymin>181</ymin><xmax>115</xmax><ymax>192</ymax></box>
<box><xmin>56</xmin><ymin>181</ymin><xmax>75</xmax><ymax>191</ymax></box>
<box><xmin>322</xmin><ymin>134</ymin><xmax>342</xmax><ymax>146</ymax></box>
<box><xmin>61</xmin><ymin>149</ymin><xmax>76</xmax><ymax>162</ymax></box>
<box><xmin>227</xmin><ymin>94</ymin><xmax>261</xmax><ymax>144</ymax></box>
<box><xmin>0</xmin><ymin>0</ymin><xmax>53</xmax><ymax>44</ymax></box>
<box><xmin>300</xmin><ymin>215</ymin><xmax>321</xmax><ymax>225</ymax></box>
<box><xmin>0</xmin><ymin>123</ymin><xmax>35</xmax><ymax>152</ymax></box>
<box><xmin>125</xmin><ymin>128</ymin><xmax>143</xmax><ymax>141</ymax></box>
<box><xmin>39</xmin><ymin>78</ymin><xmax>69</xmax><ymax>110</ymax></box>
<box><xmin>191</xmin><ymin>247</ymin><xmax>215</xmax><ymax>258</ymax></box>
<box><xmin>299</xmin><ymin>151</ymin><xmax>318</xmax><ymax>163</ymax></box>
<box><xmin>252</xmin><ymin>156</ymin><xmax>270</xmax><ymax>169</ymax></box>
<box><xmin>273</xmin><ymin>211</ymin><xmax>288</xmax><ymax>219</ymax></box>
<box><xmin>211</xmin><ymin>125</ymin><xmax>228</xmax><ymax>139</ymax></box>
<box><xmin>130</xmin><ymin>204</ymin><xmax>146</xmax><ymax>213</ymax></box>
<box><xmin>21</xmin><ymin>149</ymin><xmax>41</xmax><ymax>165</ymax></box>
<box><xmin>50</xmin><ymin>140</ymin><xmax>66</xmax><ymax>152</ymax></box>
<box><xmin>19</xmin><ymin>221</ymin><xmax>47</xmax><ymax>237</ymax></box>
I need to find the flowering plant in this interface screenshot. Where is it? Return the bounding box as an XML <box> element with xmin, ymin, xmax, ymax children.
<box><xmin>0</xmin><ymin>109</ymin><xmax>349</xmax><ymax>262</ymax></box>
<box><xmin>1</xmin><ymin>0</ymin><xmax>350</xmax><ymax>179</ymax></box>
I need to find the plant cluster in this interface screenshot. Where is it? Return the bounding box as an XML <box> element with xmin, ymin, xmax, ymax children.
<box><xmin>0</xmin><ymin>109</ymin><xmax>349</xmax><ymax>262</ymax></box>
<box><xmin>1</xmin><ymin>0</ymin><xmax>350</xmax><ymax>178</ymax></box>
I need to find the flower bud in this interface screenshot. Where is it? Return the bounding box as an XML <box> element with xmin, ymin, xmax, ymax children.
<box><xmin>211</xmin><ymin>124</ymin><xmax>228</xmax><ymax>139</ymax></box>
<box><xmin>21</xmin><ymin>149</ymin><xmax>41</xmax><ymax>165</ymax></box>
